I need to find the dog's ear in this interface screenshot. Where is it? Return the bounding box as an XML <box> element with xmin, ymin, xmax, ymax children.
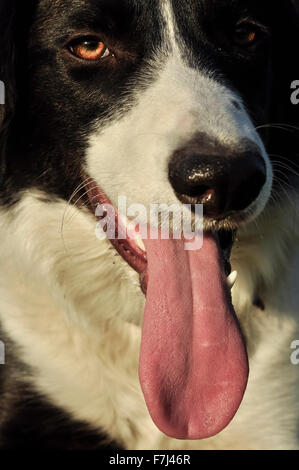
<box><xmin>0</xmin><ymin>0</ymin><xmax>17</xmax><ymax>177</ymax></box>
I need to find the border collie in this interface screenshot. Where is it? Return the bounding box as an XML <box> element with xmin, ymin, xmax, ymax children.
<box><xmin>0</xmin><ymin>0</ymin><xmax>299</xmax><ymax>450</ymax></box>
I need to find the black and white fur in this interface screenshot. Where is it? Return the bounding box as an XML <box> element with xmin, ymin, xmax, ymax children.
<box><xmin>0</xmin><ymin>0</ymin><xmax>299</xmax><ymax>450</ymax></box>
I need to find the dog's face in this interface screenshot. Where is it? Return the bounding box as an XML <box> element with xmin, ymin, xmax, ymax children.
<box><xmin>1</xmin><ymin>0</ymin><xmax>299</xmax><ymax>442</ymax></box>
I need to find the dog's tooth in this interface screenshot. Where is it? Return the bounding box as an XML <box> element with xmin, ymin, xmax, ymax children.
<box><xmin>227</xmin><ymin>271</ymin><xmax>238</xmax><ymax>290</ymax></box>
<box><xmin>118</xmin><ymin>211</ymin><xmax>145</xmax><ymax>252</ymax></box>
<box><xmin>119</xmin><ymin>212</ymin><xmax>137</xmax><ymax>237</ymax></box>
<box><xmin>118</xmin><ymin>212</ymin><xmax>128</xmax><ymax>230</ymax></box>
<box><xmin>135</xmin><ymin>236</ymin><xmax>146</xmax><ymax>252</ymax></box>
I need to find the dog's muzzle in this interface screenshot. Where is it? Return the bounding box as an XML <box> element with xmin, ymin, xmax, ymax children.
<box><xmin>168</xmin><ymin>135</ymin><xmax>267</xmax><ymax>218</ymax></box>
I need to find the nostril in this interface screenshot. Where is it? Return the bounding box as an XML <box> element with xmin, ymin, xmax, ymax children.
<box><xmin>185</xmin><ymin>186</ymin><xmax>219</xmax><ymax>208</ymax></box>
<box><xmin>199</xmin><ymin>188</ymin><xmax>216</xmax><ymax>204</ymax></box>
<box><xmin>198</xmin><ymin>188</ymin><xmax>224</xmax><ymax>217</ymax></box>
<box><xmin>183</xmin><ymin>184</ymin><xmax>211</xmax><ymax>199</ymax></box>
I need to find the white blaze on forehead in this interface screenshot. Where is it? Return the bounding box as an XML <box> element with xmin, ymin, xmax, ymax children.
<box><xmin>162</xmin><ymin>0</ymin><xmax>179</xmax><ymax>48</ymax></box>
<box><xmin>86</xmin><ymin>0</ymin><xmax>272</xmax><ymax>217</ymax></box>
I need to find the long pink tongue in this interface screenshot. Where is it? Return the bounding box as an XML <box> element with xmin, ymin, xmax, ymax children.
<box><xmin>139</xmin><ymin>233</ymin><xmax>249</xmax><ymax>440</ymax></box>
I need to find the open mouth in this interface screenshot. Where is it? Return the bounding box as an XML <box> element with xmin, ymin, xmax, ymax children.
<box><xmin>86</xmin><ymin>177</ymin><xmax>249</xmax><ymax>440</ymax></box>
<box><xmin>87</xmin><ymin>178</ymin><xmax>237</xmax><ymax>294</ymax></box>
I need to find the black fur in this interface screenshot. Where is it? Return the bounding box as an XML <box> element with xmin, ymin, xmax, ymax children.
<box><xmin>0</xmin><ymin>335</ymin><xmax>121</xmax><ymax>450</ymax></box>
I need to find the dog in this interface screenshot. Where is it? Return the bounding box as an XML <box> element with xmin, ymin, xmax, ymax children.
<box><xmin>0</xmin><ymin>0</ymin><xmax>299</xmax><ymax>450</ymax></box>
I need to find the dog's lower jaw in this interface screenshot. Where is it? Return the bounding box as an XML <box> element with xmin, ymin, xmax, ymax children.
<box><xmin>0</xmin><ymin>191</ymin><xmax>299</xmax><ymax>449</ymax></box>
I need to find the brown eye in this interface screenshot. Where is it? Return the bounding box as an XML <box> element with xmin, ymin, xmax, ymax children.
<box><xmin>68</xmin><ymin>37</ymin><xmax>111</xmax><ymax>61</ymax></box>
<box><xmin>234</xmin><ymin>24</ymin><xmax>258</xmax><ymax>47</ymax></box>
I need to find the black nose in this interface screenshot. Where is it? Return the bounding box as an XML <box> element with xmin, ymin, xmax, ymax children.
<box><xmin>168</xmin><ymin>137</ymin><xmax>267</xmax><ymax>217</ymax></box>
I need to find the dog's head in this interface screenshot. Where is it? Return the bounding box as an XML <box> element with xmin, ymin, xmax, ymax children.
<box><xmin>0</xmin><ymin>0</ymin><xmax>298</xmax><ymax>212</ymax></box>
<box><xmin>1</xmin><ymin>0</ymin><xmax>299</xmax><ymax>442</ymax></box>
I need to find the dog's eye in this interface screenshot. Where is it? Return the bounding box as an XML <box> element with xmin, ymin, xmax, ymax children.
<box><xmin>233</xmin><ymin>23</ymin><xmax>258</xmax><ymax>47</ymax></box>
<box><xmin>68</xmin><ymin>37</ymin><xmax>111</xmax><ymax>61</ymax></box>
